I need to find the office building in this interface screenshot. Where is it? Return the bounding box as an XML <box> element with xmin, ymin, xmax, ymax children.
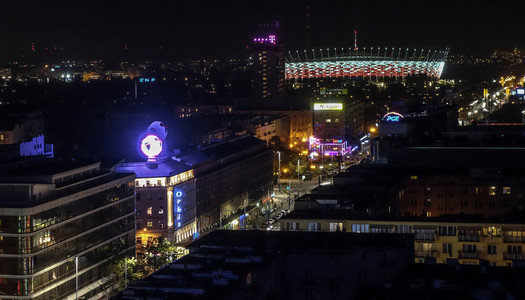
<box><xmin>116</xmin><ymin>134</ymin><xmax>273</xmax><ymax>245</ymax></box>
<box><xmin>0</xmin><ymin>158</ymin><xmax>136</xmax><ymax>299</ymax></box>
<box><xmin>251</xmin><ymin>23</ymin><xmax>285</xmax><ymax>99</ymax></box>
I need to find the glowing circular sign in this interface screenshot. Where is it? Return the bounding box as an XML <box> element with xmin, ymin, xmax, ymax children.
<box><xmin>141</xmin><ymin>135</ymin><xmax>163</xmax><ymax>158</ymax></box>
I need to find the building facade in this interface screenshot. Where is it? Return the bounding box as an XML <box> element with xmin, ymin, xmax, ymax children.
<box><xmin>117</xmin><ymin>135</ymin><xmax>273</xmax><ymax>245</ymax></box>
<box><xmin>251</xmin><ymin>28</ymin><xmax>285</xmax><ymax>99</ymax></box>
<box><xmin>279</xmin><ymin>216</ymin><xmax>525</xmax><ymax>267</ymax></box>
<box><xmin>0</xmin><ymin>159</ymin><xmax>136</xmax><ymax>300</ymax></box>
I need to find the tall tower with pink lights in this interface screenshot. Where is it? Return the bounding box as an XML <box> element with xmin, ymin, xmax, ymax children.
<box><xmin>250</xmin><ymin>21</ymin><xmax>285</xmax><ymax>99</ymax></box>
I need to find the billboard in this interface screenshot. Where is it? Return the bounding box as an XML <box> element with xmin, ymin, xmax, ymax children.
<box><xmin>314</xmin><ymin>103</ymin><xmax>343</xmax><ymax>110</ymax></box>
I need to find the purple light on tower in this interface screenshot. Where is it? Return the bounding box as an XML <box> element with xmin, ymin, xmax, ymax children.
<box><xmin>252</xmin><ymin>34</ymin><xmax>277</xmax><ymax>44</ymax></box>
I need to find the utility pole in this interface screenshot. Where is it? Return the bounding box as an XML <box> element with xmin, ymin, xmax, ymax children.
<box><xmin>124</xmin><ymin>258</ymin><xmax>128</xmax><ymax>287</ymax></box>
<box><xmin>297</xmin><ymin>159</ymin><xmax>300</xmax><ymax>181</ymax></box>
<box><xmin>75</xmin><ymin>256</ymin><xmax>79</xmax><ymax>300</ymax></box>
<box><xmin>278</xmin><ymin>151</ymin><xmax>281</xmax><ymax>192</ymax></box>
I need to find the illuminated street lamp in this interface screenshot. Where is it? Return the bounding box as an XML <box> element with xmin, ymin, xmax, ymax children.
<box><xmin>277</xmin><ymin>151</ymin><xmax>281</xmax><ymax>192</ymax></box>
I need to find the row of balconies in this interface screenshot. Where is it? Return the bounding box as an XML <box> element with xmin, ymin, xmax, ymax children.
<box><xmin>414</xmin><ymin>234</ymin><xmax>525</xmax><ymax>243</ymax></box>
<box><xmin>415</xmin><ymin>251</ymin><xmax>525</xmax><ymax>260</ymax></box>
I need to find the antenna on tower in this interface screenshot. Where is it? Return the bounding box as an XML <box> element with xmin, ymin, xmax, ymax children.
<box><xmin>354</xmin><ymin>30</ymin><xmax>358</xmax><ymax>51</ymax></box>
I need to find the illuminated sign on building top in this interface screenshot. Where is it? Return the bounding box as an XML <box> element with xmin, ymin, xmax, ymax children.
<box><xmin>382</xmin><ymin>112</ymin><xmax>404</xmax><ymax>122</ymax></box>
<box><xmin>314</xmin><ymin>103</ymin><xmax>343</xmax><ymax>110</ymax></box>
<box><xmin>139</xmin><ymin>121</ymin><xmax>168</xmax><ymax>160</ymax></box>
<box><xmin>141</xmin><ymin>135</ymin><xmax>163</xmax><ymax>159</ymax></box>
<box><xmin>138</xmin><ymin>78</ymin><xmax>156</xmax><ymax>83</ymax></box>
<box><xmin>253</xmin><ymin>35</ymin><xmax>277</xmax><ymax>44</ymax></box>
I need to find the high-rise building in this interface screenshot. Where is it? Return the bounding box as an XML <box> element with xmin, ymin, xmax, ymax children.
<box><xmin>250</xmin><ymin>22</ymin><xmax>285</xmax><ymax>99</ymax></box>
<box><xmin>0</xmin><ymin>158</ymin><xmax>136</xmax><ymax>300</ymax></box>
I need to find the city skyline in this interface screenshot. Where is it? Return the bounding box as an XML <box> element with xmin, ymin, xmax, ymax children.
<box><xmin>0</xmin><ymin>0</ymin><xmax>523</xmax><ymax>63</ymax></box>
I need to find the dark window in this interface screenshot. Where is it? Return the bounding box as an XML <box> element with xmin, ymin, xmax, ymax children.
<box><xmin>443</xmin><ymin>243</ymin><xmax>452</xmax><ymax>255</ymax></box>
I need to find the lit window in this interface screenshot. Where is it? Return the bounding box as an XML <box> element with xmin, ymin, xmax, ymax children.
<box><xmin>158</xmin><ymin>208</ymin><xmax>164</xmax><ymax>215</ymax></box>
<box><xmin>426</xmin><ymin>211</ymin><xmax>432</xmax><ymax>217</ymax></box>
<box><xmin>503</xmin><ymin>187</ymin><xmax>511</xmax><ymax>195</ymax></box>
<box><xmin>147</xmin><ymin>221</ymin><xmax>153</xmax><ymax>228</ymax></box>
<box><xmin>489</xmin><ymin>186</ymin><xmax>496</xmax><ymax>196</ymax></box>
<box><xmin>410</xmin><ymin>176</ymin><xmax>418</xmax><ymax>180</ymax></box>
<box><xmin>147</xmin><ymin>207</ymin><xmax>152</xmax><ymax>215</ymax></box>
<box><xmin>326</xmin><ymin>119</ymin><xmax>331</xmax><ymax>123</ymax></box>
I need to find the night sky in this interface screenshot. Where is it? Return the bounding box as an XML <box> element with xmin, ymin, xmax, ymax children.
<box><xmin>0</xmin><ymin>0</ymin><xmax>522</xmax><ymax>63</ymax></box>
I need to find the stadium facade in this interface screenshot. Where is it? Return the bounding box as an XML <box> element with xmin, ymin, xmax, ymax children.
<box><xmin>285</xmin><ymin>47</ymin><xmax>448</xmax><ymax>80</ymax></box>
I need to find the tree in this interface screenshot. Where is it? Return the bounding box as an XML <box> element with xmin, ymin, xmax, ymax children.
<box><xmin>144</xmin><ymin>235</ymin><xmax>177</xmax><ymax>270</ymax></box>
<box><xmin>107</xmin><ymin>256</ymin><xmax>145</xmax><ymax>290</ymax></box>
<box><xmin>268</xmin><ymin>135</ymin><xmax>283</xmax><ymax>149</ymax></box>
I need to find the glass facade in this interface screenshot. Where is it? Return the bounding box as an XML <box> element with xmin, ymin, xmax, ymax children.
<box><xmin>0</xmin><ymin>174</ymin><xmax>136</xmax><ymax>299</ymax></box>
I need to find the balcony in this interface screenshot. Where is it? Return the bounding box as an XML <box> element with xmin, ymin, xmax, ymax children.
<box><xmin>414</xmin><ymin>234</ymin><xmax>436</xmax><ymax>241</ymax></box>
<box><xmin>415</xmin><ymin>250</ymin><xmax>438</xmax><ymax>258</ymax></box>
<box><xmin>503</xmin><ymin>236</ymin><xmax>525</xmax><ymax>243</ymax></box>
<box><xmin>458</xmin><ymin>235</ymin><xmax>481</xmax><ymax>242</ymax></box>
<box><xmin>458</xmin><ymin>251</ymin><xmax>480</xmax><ymax>259</ymax></box>
<box><xmin>503</xmin><ymin>253</ymin><xmax>525</xmax><ymax>260</ymax></box>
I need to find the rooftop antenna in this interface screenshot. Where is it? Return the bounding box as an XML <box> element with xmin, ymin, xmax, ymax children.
<box><xmin>354</xmin><ymin>30</ymin><xmax>358</xmax><ymax>51</ymax></box>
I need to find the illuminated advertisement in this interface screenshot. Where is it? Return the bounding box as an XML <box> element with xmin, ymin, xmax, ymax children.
<box><xmin>308</xmin><ymin>137</ymin><xmax>350</xmax><ymax>159</ymax></box>
<box><xmin>141</xmin><ymin>135</ymin><xmax>163</xmax><ymax>158</ymax></box>
<box><xmin>253</xmin><ymin>34</ymin><xmax>277</xmax><ymax>44</ymax></box>
<box><xmin>138</xmin><ymin>121</ymin><xmax>168</xmax><ymax>160</ymax></box>
<box><xmin>138</xmin><ymin>78</ymin><xmax>156</xmax><ymax>83</ymax></box>
<box><xmin>382</xmin><ymin>112</ymin><xmax>404</xmax><ymax>122</ymax></box>
<box><xmin>314</xmin><ymin>103</ymin><xmax>343</xmax><ymax>110</ymax></box>
<box><xmin>175</xmin><ymin>190</ymin><xmax>183</xmax><ymax>228</ymax></box>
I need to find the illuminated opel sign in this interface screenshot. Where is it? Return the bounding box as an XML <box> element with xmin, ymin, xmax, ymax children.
<box><xmin>313</xmin><ymin>103</ymin><xmax>343</xmax><ymax>110</ymax></box>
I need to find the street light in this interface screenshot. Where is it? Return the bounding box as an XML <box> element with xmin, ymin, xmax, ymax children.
<box><xmin>297</xmin><ymin>159</ymin><xmax>300</xmax><ymax>181</ymax></box>
<box><xmin>277</xmin><ymin>151</ymin><xmax>281</xmax><ymax>192</ymax></box>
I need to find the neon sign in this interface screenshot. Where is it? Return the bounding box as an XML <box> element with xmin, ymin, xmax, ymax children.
<box><xmin>314</xmin><ymin>103</ymin><xmax>343</xmax><ymax>110</ymax></box>
<box><xmin>382</xmin><ymin>112</ymin><xmax>404</xmax><ymax>122</ymax></box>
<box><xmin>141</xmin><ymin>135</ymin><xmax>163</xmax><ymax>159</ymax></box>
<box><xmin>175</xmin><ymin>192</ymin><xmax>183</xmax><ymax>228</ymax></box>
<box><xmin>139</xmin><ymin>121</ymin><xmax>168</xmax><ymax>160</ymax></box>
<box><xmin>253</xmin><ymin>35</ymin><xmax>277</xmax><ymax>44</ymax></box>
<box><xmin>138</xmin><ymin>78</ymin><xmax>156</xmax><ymax>83</ymax></box>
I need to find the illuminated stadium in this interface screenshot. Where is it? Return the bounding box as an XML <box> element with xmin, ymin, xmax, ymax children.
<box><xmin>285</xmin><ymin>47</ymin><xmax>448</xmax><ymax>80</ymax></box>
